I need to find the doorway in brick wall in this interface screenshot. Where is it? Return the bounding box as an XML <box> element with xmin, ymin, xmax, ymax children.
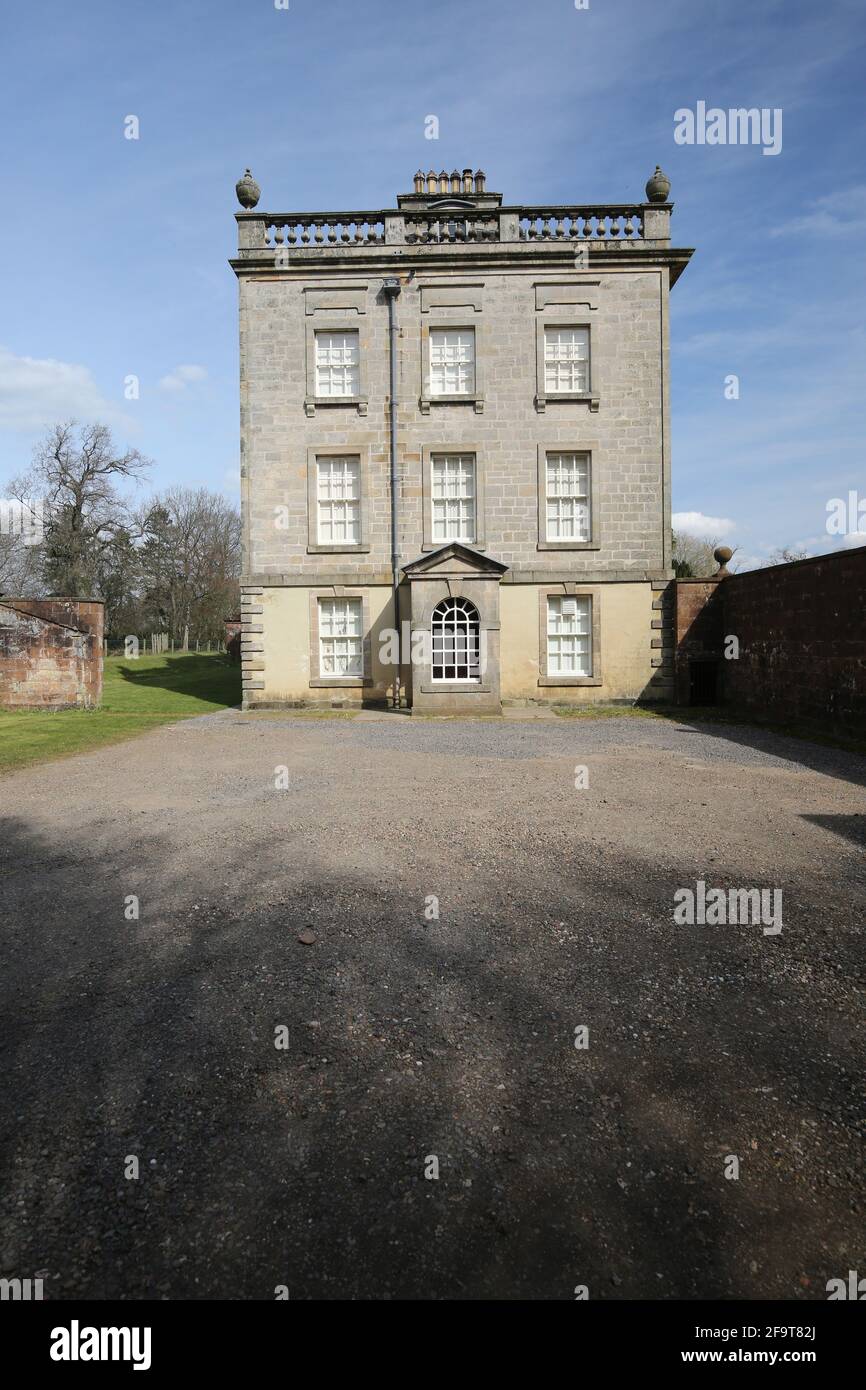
<box><xmin>689</xmin><ymin>658</ymin><xmax>718</xmax><ymax>705</ymax></box>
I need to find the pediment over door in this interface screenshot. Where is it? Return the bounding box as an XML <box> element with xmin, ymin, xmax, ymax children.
<box><xmin>402</xmin><ymin>542</ymin><xmax>509</xmax><ymax>580</ymax></box>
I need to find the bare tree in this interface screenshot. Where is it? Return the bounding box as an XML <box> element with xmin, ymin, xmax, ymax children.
<box><xmin>0</xmin><ymin>528</ymin><xmax>45</xmax><ymax>598</ymax></box>
<box><xmin>0</xmin><ymin>475</ymin><xmax>47</xmax><ymax>597</ymax></box>
<box><xmin>15</xmin><ymin>421</ymin><xmax>150</xmax><ymax>596</ymax></box>
<box><xmin>761</xmin><ymin>546</ymin><xmax>809</xmax><ymax>567</ymax></box>
<box><xmin>672</xmin><ymin>530</ymin><xmax>722</xmax><ymax>578</ymax></box>
<box><xmin>138</xmin><ymin>487</ymin><xmax>240</xmax><ymax>647</ymax></box>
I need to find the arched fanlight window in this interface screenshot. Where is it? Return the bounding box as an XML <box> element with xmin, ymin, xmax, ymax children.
<box><xmin>431</xmin><ymin>597</ymin><xmax>480</xmax><ymax>682</ymax></box>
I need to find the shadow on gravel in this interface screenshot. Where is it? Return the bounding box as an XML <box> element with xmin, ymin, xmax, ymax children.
<box><xmin>0</xmin><ymin>811</ymin><xmax>860</xmax><ymax>1300</ymax></box>
<box><xmin>800</xmin><ymin>813</ymin><xmax>866</xmax><ymax>848</ymax></box>
<box><xmin>648</xmin><ymin>708</ymin><xmax>866</xmax><ymax>788</ymax></box>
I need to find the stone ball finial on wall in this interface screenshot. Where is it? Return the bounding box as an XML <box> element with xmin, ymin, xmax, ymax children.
<box><xmin>714</xmin><ymin>545</ymin><xmax>733</xmax><ymax>576</ymax></box>
<box><xmin>645</xmin><ymin>165</ymin><xmax>671</xmax><ymax>202</ymax></box>
<box><xmin>235</xmin><ymin>169</ymin><xmax>260</xmax><ymax>209</ymax></box>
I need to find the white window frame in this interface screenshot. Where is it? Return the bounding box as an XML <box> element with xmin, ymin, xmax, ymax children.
<box><xmin>428</xmin><ymin>328</ymin><xmax>476</xmax><ymax>397</ymax></box>
<box><xmin>536</xmin><ymin>444</ymin><xmax>598</xmax><ymax>551</ymax></box>
<box><xmin>431</xmin><ymin>597</ymin><xmax>481</xmax><ymax>683</ymax></box>
<box><xmin>546</xmin><ymin>595</ymin><xmax>592</xmax><ymax>678</ymax></box>
<box><xmin>543</xmin><ymin>326</ymin><xmax>590</xmax><ymax>395</ymax></box>
<box><xmin>314</xmin><ymin>330</ymin><xmax>360</xmax><ymax>398</ymax></box>
<box><xmin>318</xmin><ymin>597</ymin><xmax>363</xmax><ymax>678</ymax></box>
<box><xmin>316</xmin><ymin>456</ymin><xmax>360</xmax><ymax>546</ymax></box>
<box><xmin>545</xmin><ymin>452</ymin><xmax>590</xmax><ymax>542</ymax></box>
<box><xmin>431</xmin><ymin>454</ymin><xmax>476</xmax><ymax>544</ymax></box>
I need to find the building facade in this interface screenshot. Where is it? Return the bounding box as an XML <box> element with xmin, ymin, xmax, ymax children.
<box><xmin>231</xmin><ymin>166</ymin><xmax>692</xmax><ymax>712</ymax></box>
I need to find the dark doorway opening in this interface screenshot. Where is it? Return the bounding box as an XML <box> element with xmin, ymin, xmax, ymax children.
<box><xmin>689</xmin><ymin>659</ymin><xmax>718</xmax><ymax>705</ymax></box>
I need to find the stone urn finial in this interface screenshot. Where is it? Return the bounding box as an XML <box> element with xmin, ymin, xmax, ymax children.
<box><xmin>235</xmin><ymin>168</ymin><xmax>260</xmax><ymax>209</ymax></box>
<box><xmin>714</xmin><ymin>545</ymin><xmax>733</xmax><ymax>577</ymax></box>
<box><xmin>645</xmin><ymin>165</ymin><xmax>671</xmax><ymax>202</ymax></box>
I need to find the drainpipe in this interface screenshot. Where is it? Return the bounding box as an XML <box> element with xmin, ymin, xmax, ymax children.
<box><xmin>382</xmin><ymin>276</ymin><xmax>402</xmax><ymax>708</ymax></box>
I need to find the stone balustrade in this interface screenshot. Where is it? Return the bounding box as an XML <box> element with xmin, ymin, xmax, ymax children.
<box><xmin>236</xmin><ymin>201</ymin><xmax>670</xmax><ymax>254</ymax></box>
<box><xmin>517</xmin><ymin>206</ymin><xmax>645</xmax><ymax>240</ymax></box>
<box><xmin>260</xmin><ymin>214</ymin><xmax>388</xmax><ymax>249</ymax></box>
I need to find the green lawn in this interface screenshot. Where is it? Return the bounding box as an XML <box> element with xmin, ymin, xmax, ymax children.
<box><xmin>0</xmin><ymin>653</ymin><xmax>241</xmax><ymax>774</ymax></box>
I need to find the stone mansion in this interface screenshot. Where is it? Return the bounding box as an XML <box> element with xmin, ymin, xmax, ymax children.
<box><xmin>230</xmin><ymin>165</ymin><xmax>692</xmax><ymax>713</ymax></box>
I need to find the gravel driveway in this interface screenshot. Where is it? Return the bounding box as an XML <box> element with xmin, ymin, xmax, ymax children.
<box><xmin>1</xmin><ymin>710</ymin><xmax>863</xmax><ymax>1299</ymax></box>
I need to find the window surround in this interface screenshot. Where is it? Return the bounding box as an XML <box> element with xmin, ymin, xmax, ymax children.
<box><xmin>304</xmin><ymin>319</ymin><xmax>368</xmax><ymax>417</ymax></box>
<box><xmin>421</xmin><ymin>444</ymin><xmax>486</xmax><ymax>552</ymax></box>
<box><xmin>537</xmin><ymin>586</ymin><xmax>602</xmax><ymax>687</ymax></box>
<box><xmin>308</xmin><ymin>588</ymin><xmax>372</xmax><ymax>688</ymax></box>
<box><xmin>420</xmin><ymin>319</ymin><xmax>485</xmax><ymax>414</ymax></box>
<box><xmin>535</xmin><ymin>319</ymin><xmax>599</xmax><ymax>413</ymax></box>
<box><xmin>536</xmin><ymin>444</ymin><xmax>601</xmax><ymax>551</ymax></box>
<box><xmin>306</xmin><ymin>445</ymin><xmax>371</xmax><ymax>554</ymax></box>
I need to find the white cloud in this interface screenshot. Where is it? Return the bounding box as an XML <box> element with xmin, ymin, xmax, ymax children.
<box><xmin>0</xmin><ymin>344</ymin><xmax>131</xmax><ymax>433</ymax></box>
<box><xmin>728</xmin><ymin>551</ymin><xmax>763</xmax><ymax>573</ymax></box>
<box><xmin>672</xmin><ymin>510</ymin><xmax>736</xmax><ymax>539</ymax></box>
<box><xmin>770</xmin><ymin>186</ymin><xmax>866</xmax><ymax>239</ymax></box>
<box><xmin>158</xmin><ymin>364</ymin><xmax>208</xmax><ymax>392</ymax></box>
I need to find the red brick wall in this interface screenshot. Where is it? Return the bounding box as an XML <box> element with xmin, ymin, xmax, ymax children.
<box><xmin>674</xmin><ymin>547</ymin><xmax>866</xmax><ymax>735</ymax></box>
<box><xmin>673</xmin><ymin>578</ymin><xmax>724</xmax><ymax>704</ymax></box>
<box><xmin>720</xmin><ymin>548</ymin><xmax>866</xmax><ymax>735</ymax></box>
<box><xmin>0</xmin><ymin>599</ymin><xmax>104</xmax><ymax>709</ymax></box>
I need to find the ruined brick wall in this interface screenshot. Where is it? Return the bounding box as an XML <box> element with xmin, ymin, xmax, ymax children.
<box><xmin>0</xmin><ymin>599</ymin><xmax>104</xmax><ymax>709</ymax></box>
<box><xmin>674</xmin><ymin>547</ymin><xmax>866</xmax><ymax>735</ymax></box>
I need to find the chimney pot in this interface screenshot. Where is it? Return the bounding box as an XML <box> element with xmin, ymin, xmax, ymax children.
<box><xmin>462</xmin><ymin>167</ymin><xmax>473</xmax><ymax>193</ymax></box>
<box><xmin>474</xmin><ymin>168</ymin><xmax>486</xmax><ymax>193</ymax></box>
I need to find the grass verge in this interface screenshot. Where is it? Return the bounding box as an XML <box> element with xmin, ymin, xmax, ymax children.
<box><xmin>0</xmin><ymin>653</ymin><xmax>241</xmax><ymax>774</ymax></box>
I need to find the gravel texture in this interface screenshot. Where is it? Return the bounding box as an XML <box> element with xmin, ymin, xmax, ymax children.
<box><xmin>1</xmin><ymin>711</ymin><xmax>863</xmax><ymax>1300</ymax></box>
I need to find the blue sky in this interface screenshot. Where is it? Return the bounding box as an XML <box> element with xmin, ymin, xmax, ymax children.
<box><xmin>1</xmin><ymin>0</ymin><xmax>864</xmax><ymax>568</ymax></box>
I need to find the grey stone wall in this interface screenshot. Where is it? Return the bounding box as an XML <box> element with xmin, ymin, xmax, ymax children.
<box><xmin>239</xmin><ymin>267</ymin><xmax>670</xmax><ymax>584</ymax></box>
